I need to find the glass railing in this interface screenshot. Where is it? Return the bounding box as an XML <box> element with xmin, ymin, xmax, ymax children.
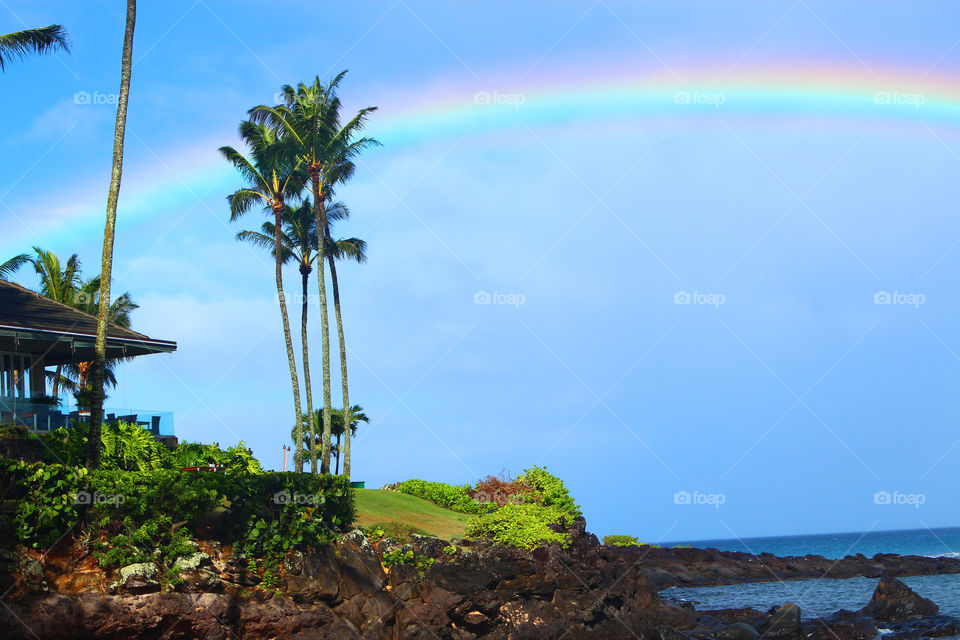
<box><xmin>0</xmin><ymin>399</ymin><xmax>174</xmax><ymax>436</ymax></box>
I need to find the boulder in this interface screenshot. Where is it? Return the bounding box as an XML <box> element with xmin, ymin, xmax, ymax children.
<box><xmin>283</xmin><ymin>547</ymin><xmax>339</xmax><ymax>602</ymax></box>
<box><xmin>337</xmin><ymin>530</ymin><xmax>386</xmax><ymax>599</ymax></box>
<box><xmin>716</xmin><ymin>621</ymin><xmax>760</xmax><ymax>640</ymax></box>
<box><xmin>858</xmin><ymin>576</ymin><xmax>938</xmax><ymax>621</ymax></box>
<box><xmin>113</xmin><ymin>562</ymin><xmax>160</xmax><ymax>595</ymax></box>
<box><xmin>764</xmin><ymin>603</ymin><xmax>801</xmax><ymax>638</ymax></box>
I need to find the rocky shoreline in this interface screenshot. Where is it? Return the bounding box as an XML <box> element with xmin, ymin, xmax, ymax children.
<box><xmin>1</xmin><ymin>520</ymin><xmax>958</xmax><ymax>639</ymax></box>
<box><xmin>633</xmin><ymin>544</ymin><xmax>960</xmax><ymax>589</ymax></box>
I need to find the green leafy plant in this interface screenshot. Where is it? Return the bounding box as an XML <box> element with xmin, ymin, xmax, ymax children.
<box><xmin>603</xmin><ymin>534</ymin><xmax>641</xmax><ymax>547</ymax></box>
<box><xmin>516</xmin><ymin>466</ymin><xmax>581</xmax><ymax>523</ymax></box>
<box><xmin>0</xmin><ymin>459</ymin><xmax>87</xmax><ymax>548</ymax></box>
<box><xmin>465</xmin><ymin>503</ymin><xmax>569</xmax><ymax>549</ymax></box>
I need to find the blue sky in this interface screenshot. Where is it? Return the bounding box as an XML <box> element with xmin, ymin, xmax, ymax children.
<box><xmin>3</xmin><ymin>1</ymin><xmax>960</xmax><ymax>544</ymax></box>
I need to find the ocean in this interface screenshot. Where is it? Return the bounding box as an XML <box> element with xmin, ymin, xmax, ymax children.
<box><xmin>660</xmin><ymin>527</ymin><xmax>960</xmax><ymax>620</ymax></box>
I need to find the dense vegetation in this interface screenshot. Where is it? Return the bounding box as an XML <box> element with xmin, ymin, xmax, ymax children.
<box><xmin>0</xmin><ymin>438</ymin><xmax>353</xmax><ymax>589</ymax></box>
<box><xmin>389</xmin><ymin>467</ymin><xmax>582</xmax><ymax>549</ymax></box>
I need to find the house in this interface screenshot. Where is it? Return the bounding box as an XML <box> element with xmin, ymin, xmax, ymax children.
<box><xmin>0</xmin><ymin>280</ymin><xmax>177</xmax><ymax>436</ymax></box>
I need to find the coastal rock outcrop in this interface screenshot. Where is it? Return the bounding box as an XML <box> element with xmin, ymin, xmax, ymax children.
<box><xmin>856</xmin><ymin>575</ymin><xmax>938</xmax><ymax>621</ymax></box>
<box><xmin>1</xmin><ymin>529</ymin><xmax>958</xmax><ymax>639</ymax></box>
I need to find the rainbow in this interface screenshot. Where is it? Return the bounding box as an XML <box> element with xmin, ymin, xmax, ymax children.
<box><xmin>7</xmin><ymin>64</ymin><xmax>960</xmax><ymax>248</ymax></box>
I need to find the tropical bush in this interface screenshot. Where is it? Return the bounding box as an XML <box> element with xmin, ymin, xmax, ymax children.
<box><xmin>390</xmin><ymin>479</ymin><xmax>496</xmax><ymax>515</ymax></box>
<box><xmin>464</xmin><ymin>503</ymin><xmax>569</xmax><ymax>549</ymax></box>
<box><xmin>603</xmin><ymin>534</ymin><xmax>641</xmax><ymax>547</ymax></box>
<box><xmin>0</xmin><ymin>459</ymin><xmax>354</xmax><ymax>573</ymax></box>
<box><xmin>516</xmin><ymin>466</ymin><xmax>581</xmax><ymax>522</ymax></box>
<box><xmin>0</xmin><ymin>459</ymin><xmax>87</xmax><ymax>548</ymax></box>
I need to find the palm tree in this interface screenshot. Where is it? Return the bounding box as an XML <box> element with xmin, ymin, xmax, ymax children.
<box><xmin>0</xmin><ymin>25</ymin><xmax>69</xmax><ymax>71</ymax></box>
<box><xmin>330</xmin><ymin>405</ymin><xmax>368</xmax><ymax>475</ymax></box>
<box><xmin>322</xmin><ymin>205</ymin><xmax>367</xmax><ymax>479</ymax></box>
<box><xmin>10</xmin><ymin>250</ymin><xmax>137</xmax><ymax>399</ymax></box>
<box><xmin>252</xmin><ymin>72</ymin><xmax>378</xmax><ymax>473</ymax></box>
<box><xmin>291</xmin><ymin>405</ymin><xmax>368</xmax><ymax>475</ymax></box>
<box><xmin>221</xmin><ymin>120</ymin><xmax>308</xmax><ymax>472</ymax></box>
<box><xmin>28</xmin><ymin>248</ymin><xmax>83</xmax><ymax>398</ymax></box>
<box><xmin>0</xmin><ymin>253</ymin><xmax>29</xmax><ymax>280</ymax></box>
<box><xmin>88</xmin><ymin>0</ymin><xmax>136</xmax><ymax>469</ymax></box>
<box><xmin>66</xmin><ymin>276</ymin><xmax>138</xmax><ymax>396</ymax></box>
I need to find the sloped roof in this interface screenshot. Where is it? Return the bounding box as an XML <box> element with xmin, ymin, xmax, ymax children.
<box><xmin>0</xmin><ymin>280</ymin><xmax>176</xmax><ymax>364</ymax></box>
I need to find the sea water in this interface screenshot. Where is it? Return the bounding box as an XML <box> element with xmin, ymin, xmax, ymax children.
<box><xmin>660</xmin><ymin>527</ymin><xmax>960</xmax><ymax>619</ymax></box>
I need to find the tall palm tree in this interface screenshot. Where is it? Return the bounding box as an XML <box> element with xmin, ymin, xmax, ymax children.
<box><xmin>252</xmin><ymin>72</ymin><xmax>378</xmax><ymax>473</ymax></box>
<box><xmin>0</xmin><ymin>25</ymin><xmax>69</xmax><ymax>71</ymax></box>
<box><xmin>322</xmin><ymin>206</ymin><xmax>367</xmax><ymax>479</ymax></box>
<box><xmin>0</xmin><ymin>253</ymin><xmax>29</xmax><ymax>280</ymax></box>
<box><xmin>237</xmin><ymin>199</ymin><xmax>352</xmax><ymax>473</ymax></box>
<box><xmin>88</xmin><ymin>0</ymin><xmax>136</xmax><ymax>469</ymax></box>
<box><xmin>221</xmin><ymin>120</ymin><xmax>308</xmax><ymax>472</ymax></box>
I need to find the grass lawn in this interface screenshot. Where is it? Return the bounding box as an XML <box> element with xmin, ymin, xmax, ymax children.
<box><xmin>352</xmin><ymin>489</ymin><xmax>470</xmax><ymax>540</ymax></box>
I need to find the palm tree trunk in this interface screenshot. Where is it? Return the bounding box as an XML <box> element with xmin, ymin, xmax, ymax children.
<box><xmin>328</xmin><ymin>252</ymin><xmax>352</xmax><ymax>478</ymax></box>
<box><xmin>87</xmin><ymin>0</ymin><xmax>135</xmax><ymax>469</ymax></box>
<box><xmin>300</xmin><ymin>262</ymin><xmax>317</xmax><ymax>474</ymax></box>
<box><xmin>276</xmin><ymin>206</ymin><xmax>305</xmax><ymax>473</ymax></box>
<box><xmin>52</xmin><ymin>364</ymin><xmax>62</xmax><ymax>398</ymax></box>
<box><xmin>311</xmin><ymin>173</ymin><xmax>333</xmax><ymax>474</ymax></box>
<box><xmin>335</xmin><ymin>434</ymin><xmax>341</xmax><ymax>475</ymax></box>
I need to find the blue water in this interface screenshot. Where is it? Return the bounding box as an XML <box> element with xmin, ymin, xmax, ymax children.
<box><xmin>660</xmin><ymin>527</ymin><xmax>960</xmax><ymax>621</ymax></box>
<box><xmin>666</xmin><ymin>527</ymin><xmax>960</xmax><ymax>560</ymax></box>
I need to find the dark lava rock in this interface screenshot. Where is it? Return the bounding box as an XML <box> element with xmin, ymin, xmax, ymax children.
<box><xmin>764</xmin><ymin>603</ymin><xmax>801</xmax><ymax>638</ymax></box>
<box><xmin>715</xmin><ymin>621</ymin><xmax>760</xmax><ymax>640</ymax></box>
<box><xmin>858</xmin><ymin>576</ymin><xmax>938</xmax><ymax>622</ymax></box>
<box><xmin>337</xmin><ymin>529</ymin><xmax>386</xmax><ymax>599</ymax></box>
<box><xmin>283</xmin><ymin>546</ymin><xmax>340</xmax><ymax>603</ymax></box>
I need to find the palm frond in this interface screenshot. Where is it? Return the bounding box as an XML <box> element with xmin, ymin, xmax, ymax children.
<box><xmin>0</xmin><ymin>25</ymin><xmax>70</xmax><ymax>71</ymax></box>
<box><xmin>0</xmin><ymin>253</ymin><xmax>29</xmax><ymax>280</ymax></box>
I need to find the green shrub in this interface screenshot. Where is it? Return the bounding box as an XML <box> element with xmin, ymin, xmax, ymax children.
<box><xmin>167</xmin><ymin>441</ymin><xmax>262</xmax><ymax>474</ymax></box>
<box><xmin>517</xmin><ymin>466</ymin><xmax>581</xmax><ymax>523</ymax></box>
<box><xmin>603</xmin><ymin>534</ymin><xmax>641</xmax><ymax>547</ymax></box>
<box><xmin>464</xmin><ymin>503</ymin><xmax>569</xmax><ymax>549</ymax></box>
<box><xmin>0</xmin><ymin>459</ymin><xmax>87</xmax><ymax>548</ymax></box>
<box><xmin>391</xmin><ymin>479</ymin><xmax>495</xmax><ymax>515</ymax></box>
